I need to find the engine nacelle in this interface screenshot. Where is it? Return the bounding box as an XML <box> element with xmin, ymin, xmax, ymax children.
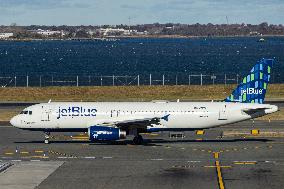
<box><xmin>88</xmin><ymin>126</ymin><xmax>126</xmax><ymax>141</ymax></box>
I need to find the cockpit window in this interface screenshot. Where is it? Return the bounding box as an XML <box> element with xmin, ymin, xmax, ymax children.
<box><xmin>20</xmin><ymin>111</ymin><xmax>31</xmax><ymax>115</ymax></box>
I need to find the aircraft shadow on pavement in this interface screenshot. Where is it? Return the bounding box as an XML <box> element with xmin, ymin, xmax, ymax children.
<box><xmin>146</xmin><ymin>138</ymin><xmax>272</xmax><ymax>143</ymax></box>
<box><xmin>14</xmin><ymin>138</ymin><xmax>272</xmax><ymax>146</ymax></box>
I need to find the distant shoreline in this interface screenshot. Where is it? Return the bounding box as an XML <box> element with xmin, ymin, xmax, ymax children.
<box><xmin>1</xmin><ymin>35</ymin><xmax>284</xmax><ymax>42</ymax></box>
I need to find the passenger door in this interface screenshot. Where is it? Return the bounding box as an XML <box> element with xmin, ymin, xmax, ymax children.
<box><xmin>219</xmin><ymin>104</ymin><xmax>227</xmax><ymax>120</ymax></box>
<box><xmin>41</xmin><ymin>105</ymin><xmax>52</xmax><ymax>122</ymax></box>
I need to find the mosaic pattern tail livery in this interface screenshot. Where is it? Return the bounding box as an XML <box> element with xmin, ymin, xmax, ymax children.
<box><xmin>225</xmin><ymin>58</ymin><xmax>274</xmax><ymax>104</ymax></box>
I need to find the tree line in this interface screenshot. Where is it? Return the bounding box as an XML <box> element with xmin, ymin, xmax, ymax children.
<box><xmin>0</xmin><ymin>22</ymin><xmax>283</xmax><ymax>39</ymax></box>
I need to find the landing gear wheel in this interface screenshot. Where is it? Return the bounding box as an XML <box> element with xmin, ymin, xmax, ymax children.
<box><xmin>44</xmin><ymin>139</ymin><xmax>49</xmax><ymax>144</ymax></box>
<box><xmin>133</xmin><ymin>135</ymin><xmax>144</xmax><ymax>145</ymax></box>
<box><xmin>44</xmin><ymin>132</ymin><xmax>50</xmax><ymax>144</ymax></box>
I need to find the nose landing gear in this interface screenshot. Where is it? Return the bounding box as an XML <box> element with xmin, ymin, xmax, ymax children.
<box><xmin>44</xmin><ymin>132</ymin><xmax>50</xmax><ymax>144</ymax></box>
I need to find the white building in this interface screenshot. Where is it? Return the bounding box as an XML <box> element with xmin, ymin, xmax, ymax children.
<box><xmin>31</xmin><ymin>29</ymin><xmax>65</xmax><ymax>37</ymax></box>
<box><xmin>249</xmin><ymin>31</ymin><xmax>261</xmax><ymax>36</ymax></box>
<box><xmin>99</xmin><ymin>28</ymin><xmax>147</xmax><ymax>36</ymax></box>
<box><xmin>99</xmin><ymin>28</ymin><xmax>125</xmax><ymax>36</ymax></box>
<box><xmin>0</xmin><ymin>33</ymin><xmax>14</xmax><ymax>39</ymax></box>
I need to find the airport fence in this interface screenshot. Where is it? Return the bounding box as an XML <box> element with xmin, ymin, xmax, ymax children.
<box><xmin>0</xmin><ymin>73</ymin><xmax>280</xmax><ymax>87</ymax></box>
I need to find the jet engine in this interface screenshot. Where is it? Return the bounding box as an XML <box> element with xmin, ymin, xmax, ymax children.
<box><xmin>88</xmin><ymin>126</ymin><xmax>126</xmax><ymax>141</ymax></box>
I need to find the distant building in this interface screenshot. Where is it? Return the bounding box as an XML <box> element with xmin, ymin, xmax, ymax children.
<box><xmin>249</xmin><ymin>31</ymin><xmax>262</xmax><ymax>36</ymax></box>
<box><xmin>99</xmin><ymin>28</ymin><xmax>147</xmax><ymax>36</ymax></box>
<box><xmin>30</xmin><ymin>29</ymin><xmax>66</xmax><ymax>37</ymax></box>
<box><xmin>0</xmin><ymin>33</ymin><xmax>13</xmax><ymax>39</ymax></box>
<box><xmin>165</xmin><ymin>26</ymin><xmax>173</xmax><ymax>29</ymax></box>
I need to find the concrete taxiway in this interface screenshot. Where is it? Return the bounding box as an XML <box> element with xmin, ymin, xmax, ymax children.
<box><xmin>0</xmin><ymin>120</ymin><xmax>283</xmax><ymax>189</ymax></box>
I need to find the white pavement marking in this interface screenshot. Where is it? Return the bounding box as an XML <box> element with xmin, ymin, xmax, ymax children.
<box><xmin>84</xmin><ymin>156</ymin><xmax>96</xmax><ymax>159</ymax></box>
<box><xmin>233</xmin><ymin>160</ymin><xmax>257</xmax><ymax>163</ymax></box>
<box><xmin>0</xmin><ymin>161</ymin><xmax>64</xmax><ymax>189</ymax></box>
<box><xmin>264</xmin><ymin>160</ymin><xmax>276</xmax><ymax>163</ymax></box>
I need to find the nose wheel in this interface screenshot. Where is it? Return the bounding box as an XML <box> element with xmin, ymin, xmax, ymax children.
<box><xmin>44</xmin><ymin>132</ymin><xmax>50</xmax><ymax>144</ymax></box>
<box><xmin>133</xmin><ymin>134</ymin><xmax>144</xmax><ymax>145</ymax></box>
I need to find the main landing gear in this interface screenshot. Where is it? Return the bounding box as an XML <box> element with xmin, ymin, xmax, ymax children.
<box><xmin>44</xmin><ymin>132</ymin><xmax>50</xmax><ymax>144</ymax></box>
<box><xmin>133</xmin><ymin>134</ymin><xmax>144</xmax><ymax>145</ymax></box>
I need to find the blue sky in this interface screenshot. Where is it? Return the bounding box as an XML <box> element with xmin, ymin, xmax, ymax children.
<box><xmin>0</xmin><ymin>0</ymin><xmax>283</xmax><ymax>25</ymax></box>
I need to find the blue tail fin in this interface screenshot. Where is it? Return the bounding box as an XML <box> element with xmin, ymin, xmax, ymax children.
<box><xmin>224</xmin><ymin>58</ymin><xmax>274</xmax><ymax>104</ymax></box>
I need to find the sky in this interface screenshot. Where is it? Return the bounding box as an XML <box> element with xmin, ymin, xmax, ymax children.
<box><xmin>0</xmin><ymin>0</ymin><xmax>283</xmax><ymax>26</ymax></box>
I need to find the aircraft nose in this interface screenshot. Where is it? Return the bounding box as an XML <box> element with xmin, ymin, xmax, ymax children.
<box><xmin>10</xmin><ymin>116</ymin><xmax>19</xmax><ymax>127</ymax></box>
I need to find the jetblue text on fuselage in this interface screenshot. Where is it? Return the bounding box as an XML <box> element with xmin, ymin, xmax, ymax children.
<box><xmin>57</xmin><ymin>106</ymin><xmax>97</xmax><ymax>119</ymax></box>
<box><xmin>241</xmin><ymin>88</ymin><xmax>263</xmax><ymax>95</ymax></box>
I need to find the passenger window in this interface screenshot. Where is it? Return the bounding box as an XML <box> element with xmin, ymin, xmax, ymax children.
<box><xmin>29</xmin><ymin>111</ymin><xmax>32</xmax><ymax>115</ymax></box>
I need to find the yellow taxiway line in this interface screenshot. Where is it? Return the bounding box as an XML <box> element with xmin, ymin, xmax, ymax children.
<box><xmin>216</xmin><ymin>161</ymin><xmax>225</xmax><ymax>189</ymax></box>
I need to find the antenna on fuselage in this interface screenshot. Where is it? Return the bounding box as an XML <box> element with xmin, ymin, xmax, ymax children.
<box><xmin>48</xmin><ymin>99</ymin><xmax>52</xmax><ymax>103</ymax></box>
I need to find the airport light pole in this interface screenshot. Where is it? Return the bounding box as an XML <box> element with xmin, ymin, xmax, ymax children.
<box><xmin>112</xmin><ymin>75</ymin><xmax>115</xmax><ymax>86</ymax></box>
<box><xmin>236</xmin><ymin>74</ymin><xmax>239</xmax><ymax>85</ymax></box>
<box><xmin>211</xmin><ymin>75</ymin><xmax>216</xmax><ymax>85</ymax></box>
<box><xmin>76</xmin><ymin>76</ymin><xmax>79</xmax><ymax>87</ymax></box>
<box><xmin>137</xmin><ymin>75</ymin><xmax>140</xmax><ymax>86</ymax></box>
<box><xmin>175</xmin><ymin>75</ymin><xmax>178</xmax><ymax>85</ymax></box>
<box><xmin>26</xmin><ymin>76</ymin><xmax>29</xmax><ymax>87</ymax></box>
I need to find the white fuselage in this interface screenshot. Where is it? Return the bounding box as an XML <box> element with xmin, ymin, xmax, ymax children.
<box><xmin>10</xmin><ymin>101</ymin><xmax>278</xmax><ymax>132</ymax></box>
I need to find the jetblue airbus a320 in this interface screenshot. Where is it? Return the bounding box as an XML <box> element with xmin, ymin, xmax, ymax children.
<box><xmin>10</xmin><ymin>59</ymin><xmax>278</xmax><ymax>144</ymax></box>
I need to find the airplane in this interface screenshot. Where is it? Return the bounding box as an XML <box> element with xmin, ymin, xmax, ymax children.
<box><xmin>10</xmin><ymin>58</ymin><xmax>278</xmax><ymax>144</ymax></box>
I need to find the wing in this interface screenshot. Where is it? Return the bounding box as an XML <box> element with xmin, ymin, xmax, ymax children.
<box><xmin>94</xmin><ymin>114</ymin><xmax>170</xmax><ymax>130</ymax></box>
